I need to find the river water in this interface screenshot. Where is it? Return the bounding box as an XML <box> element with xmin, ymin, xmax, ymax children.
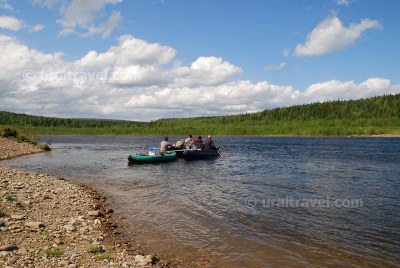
<box><xmin>2</xmin><ymin>136</ymin><xmax>400</xmax><ymax>267</ymax></box>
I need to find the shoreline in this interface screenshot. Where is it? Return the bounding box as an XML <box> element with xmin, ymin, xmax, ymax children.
<box><xmin>0</xmin><ymin>137</ymin><xmax>170</xmax><ymax>267</ymax></box>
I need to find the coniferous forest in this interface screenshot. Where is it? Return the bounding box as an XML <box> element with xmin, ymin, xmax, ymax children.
<box><xmin>1</xmin><ymin>94</ymin><xmax>399</xmax><ymax>136</ymax></box>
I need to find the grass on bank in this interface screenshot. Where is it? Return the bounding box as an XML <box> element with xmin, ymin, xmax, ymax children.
<box><xmin>2</xmin><ymin>117</ymin><xmax>399</xmax><ymax>136</ymax></box>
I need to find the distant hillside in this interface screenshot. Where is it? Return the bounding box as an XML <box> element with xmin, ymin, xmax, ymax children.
<box><xmin>1</xmin><ymin>94</ymin><xmax>400</xmax><ymax>136</ymax></box>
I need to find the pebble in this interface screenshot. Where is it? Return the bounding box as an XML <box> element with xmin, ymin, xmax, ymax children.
<box><xmin>8</xmin><ymin>256</ymin><xmax>19</xmax><ymax>264</ymax></box>
<box><xmin>64</xmin><ymin>224</ymin><xmax>77</xmax><ymax>232</ymax></box>
<box><xmin>59</xmin><ymin>260</ymin><xmax>70</xmax><ymax>265</ymax></box>
<box><xmin>134</xmin><ymin>254</ymin><xmax>154</xmax><ymax>266</ymax></box>
<box><xmin>105</xmin><ymin>208</ymin><xmax>114</xmax><ymax>214</ymax></box>
<box><xmin>55</xmin><ymin>238</ymin><xmax>64</xmax><ymax>245</ymax></box>
<box><xmin>10</xmin><ymin>214</ymin><xmax>25</xmax><ymax>220</ymax></box>
<box><xmin>87</xmin><ymin>210</ymin><xmax>102</xmax><ymax>217</ymax></box>
<box><xmin>25</xmin><ymin>221</ymin><xmax>45</xmax><ymax>229</ymax></box>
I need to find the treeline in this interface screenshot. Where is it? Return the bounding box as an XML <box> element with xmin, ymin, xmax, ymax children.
<box><xmin>1</xmin><ymin>94</ymin><xmax>399</xmax><ymax>136</ymax></box>
<box><xmin>0</xmin><ymin>112</ymin><xmax>146</xmax><ymax>128</ymax></box>
<box><xmin>157</xmin><ymin>93</ymin><xmax>400</xmax><ymax>124</ymax></box>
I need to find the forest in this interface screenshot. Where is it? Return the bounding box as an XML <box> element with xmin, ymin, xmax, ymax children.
<box><xmin>1</xmin><ymin>94</ymin><xmax>399</xmax><ymax>136</ymax></box>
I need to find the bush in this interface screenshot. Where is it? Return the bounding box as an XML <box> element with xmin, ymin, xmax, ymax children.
<box><xmin>97</xmin><ymin>251</ymin><xmax>112</xmax><ymax>260</ymax></box>
<box><xmin>1</xmin><ymin>128</ymin><xmax>17</xmax><ymax>138</ymax></box>
<box><xmin>45</xmin><ymin>248</ymin><xmax>64</xmax><ymax>257</ymax></box>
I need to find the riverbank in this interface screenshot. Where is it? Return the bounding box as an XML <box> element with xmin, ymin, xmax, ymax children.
<box><xmin>0</xmin><ymin>137</ymin><xmax>167</xmax><ymax>267</ymax></box>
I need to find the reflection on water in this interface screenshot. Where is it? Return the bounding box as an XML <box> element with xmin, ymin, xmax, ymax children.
<box><xmin>2</xmin><ymin>136</ymin><xmax>400</xmax><ymax>267</ymax></box>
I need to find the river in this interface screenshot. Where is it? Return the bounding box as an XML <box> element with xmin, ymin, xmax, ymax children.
<box><xmin>2</xmin><ymin>136</ymin><xmax>400</xmax><ymax>267</ymax></box>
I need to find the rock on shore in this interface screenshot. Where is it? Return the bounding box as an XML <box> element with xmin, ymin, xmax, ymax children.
<box><xmin>0</xmin><ymin>137</ymin><xmax>165</xmax><ymax>267</ymax></box>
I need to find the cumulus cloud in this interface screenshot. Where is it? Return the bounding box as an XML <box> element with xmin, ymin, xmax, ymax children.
<box><xmin>0</xmin><ymin>16</ymin><xmax>23</xmax><ymax>31</ymax></box>
<box><xmin>295</xmin><ymin>16</ymin><xmax>381</xmax><ymax>57</ymax></box>
<box><xmin>0</xmin><ymin>33</ymin><xmax>399</xmax><ymax>121</ymax></box>
<box><xmin>171</xmin><ymin>57</ymin><xmax>242</xmax><ymax>87</ymax></box>
<box><xmin>301</xmin><ymin>78</ymin><xmax>394</xmax><ymax>103</ymax></box>
<box><xmin>57</xmin><ymin>0</ymin><xmax>122</xmax><ymax>38</ymax></box>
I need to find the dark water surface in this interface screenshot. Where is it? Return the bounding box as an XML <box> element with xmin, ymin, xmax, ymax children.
<box><xmin>2</xmin><ymin>136</ymin><xmax>400</xmax><ymax>267</ymax></box>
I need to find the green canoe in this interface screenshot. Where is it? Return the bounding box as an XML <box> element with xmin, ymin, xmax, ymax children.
<box><xmin>128</xmin><ymin>151</ymin><xmax>177</xmax><ymax>164</ymax></box>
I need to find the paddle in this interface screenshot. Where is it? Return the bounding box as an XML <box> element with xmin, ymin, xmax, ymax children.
<box><xmin>217</xmin><ymin>148</ymin><xmax>227</xmax><ymax>159</ymax></box>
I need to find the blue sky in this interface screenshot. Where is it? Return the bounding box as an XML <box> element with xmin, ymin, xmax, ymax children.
<box><xmin>0</xmin><ymin>0</ymin><xmax>399</xmax><ymax>120</ymax></box>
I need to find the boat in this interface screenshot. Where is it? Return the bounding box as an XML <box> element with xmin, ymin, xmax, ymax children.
<box><xmin>128</xmin><ymin>151</ymin><xmax>177</xmax><ymax>164</ymax></box>
<box><xmin>177</xmin><ymin>149</ymin><xmax>221</xmax><ymax>160</ymax></box>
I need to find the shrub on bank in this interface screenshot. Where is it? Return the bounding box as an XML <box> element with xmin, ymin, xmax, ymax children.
<box><xmin>1</xmin><ymin>128</ymin><xmax>17</xmax><ymax>138</ymax></box>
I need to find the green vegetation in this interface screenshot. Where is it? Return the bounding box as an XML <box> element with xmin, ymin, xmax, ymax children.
<box><xmin>4</xmin><ymin>193</ymin><xmax>14</xmax><ymax>202</ymax></box>
<box><xmin>1</xmin><ymin>94</ymin><xmax>399</xmax><ymax>136</ymax></box>
<box><xmin>97</xmin><ymin>251</ymin><xmax>112</xmax><ymax>260</ymax></box>
<box><xmin>45</xmin><ymin>248</ymin><xmax>64</xmax><ymax>258</ymax></box>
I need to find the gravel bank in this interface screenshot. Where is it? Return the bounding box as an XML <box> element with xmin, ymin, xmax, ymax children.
<box><xmin>0</xmin><ymin>137</ymin><xmax>43</xmax><ymax>160</ymax></box>
<box><xmin>0</xmin><ymin>137</ymin><xmax>167</xmax><ymax>267</ymax></box>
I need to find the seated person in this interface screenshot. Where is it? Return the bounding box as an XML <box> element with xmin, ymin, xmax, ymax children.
<box><xmin>160</xmin><ymin>136</ymin><xmax>173</xmax><ymax>152</ymax></box>
<box><xmin>184</xmin><ymin>134</ymin><xmax>193</xmax><ymax>148</ymax></box>
<box><xmin>194</xmin><ymin>136</ymin><xmax>203</xmax><ymax>143</ymax></box>
<box><xmin>205</xmin><ymin>135</ymin><xmax>218</xmax><ymax>150</ymax></box>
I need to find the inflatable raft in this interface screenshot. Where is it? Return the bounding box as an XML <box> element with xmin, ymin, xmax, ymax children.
<box><xmin>128</xmin><ymin>151</ymin><xmax>177</xmax><ymax>164</ymax></box>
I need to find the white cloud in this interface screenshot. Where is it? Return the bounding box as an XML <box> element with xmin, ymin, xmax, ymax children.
<box><xmin>110</xmin><ymin>65</ymin><xmax>167</xmax><ymax>86</ymax></box>
<box><xmin>301</xmin><ymin>78</ymin><xmax>393</xmax><ymax>103</ymax></box>
<box><xmin>295</xmin><ymin>16</ymin><xmax>381</xmax><ymax>57</ymax></box>
<box><xmin>112</xmin><ymin>35</ymin><xmax>176</xmax><ymax>66</ymax></box>
<box><xmin>0</xmin><ymin>0</ymin><xmax>13</xmax><ymax>10</ymax></box>
<box><xmin>0</xmin><ymin>33</ymin><xmax>398</xmax><ymax>121</ymax></box>
<box><xmin>86</xmin><ymin>11</ymin><xmax>121</xmax><ymax>38</ymax></box>
<box><xmin>57</xmin><ymin>0</ymin><xmax>122</xmax><ymax>38</ymax></box>
<box><xmin>0</xmin><ymin>16</ymin><xmax>23</xmax><ymax>31</ymax></box>
<box><xmin>75</xmin><ymin>34</ymin><xmax>176</xmax><ymax>69</ymax></box>
<box><xmin>29</xmin><ymin>24</ymin><xmax>45</xmax><ymax>32</ymax></box>
<box><xmin>171</xmin><ymin>56</ymin><xmax>242</xmax><ymax>87</ymax></box>
<box><xmin>264</xmin><ymin>62</ymin><xmax>286</xmax><ymax>72</ymax></box>
<box><xmin>335</xmin><ymin>0</ymin><xmax>351</xmax><ymax>6</ymax></box>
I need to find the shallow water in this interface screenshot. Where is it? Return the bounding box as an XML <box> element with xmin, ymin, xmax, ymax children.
<box><xmin>2</xmin><ymin>136</ymin><xmax>400</xmax><ymax>267</ymax></box>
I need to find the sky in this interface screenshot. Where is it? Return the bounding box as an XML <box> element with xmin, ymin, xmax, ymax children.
<box><xmin>0</xmin><ymin>0</ymin><xmax>399</xmax><ymax>121</ymax></box>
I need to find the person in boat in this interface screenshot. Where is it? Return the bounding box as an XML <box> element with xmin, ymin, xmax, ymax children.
<box><xmin>192</xmin><ymin>136</ymin><xmax>204</xmax><ymax>149</ymax></box>
<box><xmin>160</xmin><ymin>136</ymin><xmax>173</xmax><ymax>152</ymax></box>
<box><xmin>184</xmin><ymin>134</ymin><xmax>193</xmax><ymax>148</ymax></box>
<box><xmin>205</xmin><ymin>135</ymin><xmax>218</xmax><ymax>150</ymax></box>
<box><xmin>194</xmin><ymin>136</ymin><xmax>203</xmax><ymax>143</ymax></box>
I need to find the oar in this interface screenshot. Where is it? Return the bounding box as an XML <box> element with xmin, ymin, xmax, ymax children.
<box><xmin>217</xmin><ymin>148</ymin><xmax>227</xmax><ymax>159</ymax></box>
